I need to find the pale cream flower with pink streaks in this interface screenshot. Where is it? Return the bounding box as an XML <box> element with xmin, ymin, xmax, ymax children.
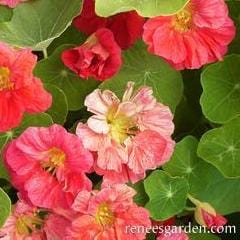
<box><xmin>76</xmin><ymin>82</ymin><xmax>175</xmax><ymax>184</ymax></box>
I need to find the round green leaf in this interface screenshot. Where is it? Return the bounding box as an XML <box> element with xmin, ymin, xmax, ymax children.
<box><xmin>144</xmin><ymin>170</ymin><xmax>189</xmax><ymax>220</ymax></box>
<box><xmin>200</xmin><ymin>55</ymin><xmax>240</xmax><ymax>124</ymax></box>
<box><xmin>198</xmin><ymin>117</ymin><xmax>240</xmax><ymax>178</ymax></box>
<box><xmin>164</xmin><ymin>136</ymin><xmax>240</xmax><ymax>215</ymax></box>
<box><xmin>100</xmin><ymin>42</ymin><xmax>183</xmax><ymax>113</ymax></box>
<box><xmin>95</xmin><ymin>0</ymin><xmax>189</xmax><ymax>17</ymax></box>
<box><xmin>0</xmin><ymin>6</ymin><xmax>13</xmax><ymax>23</ymax></box>
<box><xmin>45</xmin><ymin>84</ymin><xmax>68</xmax><ymax>124</ymax></box>
<box><xmin>35</xmin><ymin>45</ymin><xmax>99</xmax><ymax>111</ymax></box>
<box><xmin>0</xmin><ymin>188</ymin><xmax>11</xmax><ymax>227</ymax></box>
<box><xmin>0</xmin><ymin>0</ymin><xmax>82</xmax><ymax>50</ymax></box>
<box><xmin>163</xmin><ymin>136</ymin><xmax>200</xmax><ymax>179</ymax></box>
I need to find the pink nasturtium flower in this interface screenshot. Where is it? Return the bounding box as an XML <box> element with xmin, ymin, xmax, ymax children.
<box><xmin>76</xmin><ymin>82</ymin><xmax>175</xmax><ymax>184</ymax></box>
<box><xmin>73</xmin><ymin>0</ymin><xmax>145</xmax><ymax>49</ymax></box>
<box><xmin>188</xmin><ymin>195</ymin><xmax>227</xmax><ymax>229</ymax></box>
<box><xmin>0</xmin><ymin>0</ymin><xmax>27</xmax><ymax>8</ymax></box>
<box><xmin>143</xmin><ymin>0</ymin><xmax>236</xmax><ymax>70</ymax></box>
<box><xmin>67</xmin><ymin>184</ymin><xmax>151</xmax><ymax>240</ymax></box>
<box><xmin>0</xmin><ymin>42</ymin><xmax>52</xmax><ymax>132</ymax></box>
<box><xmin>0</xmin><ymin>199</ymin><xmax>71</xmax><ymax>240</ymax></box>
<box><xmin>4</xmin><ymin>124</ymin><xmax>93</xmax><ymax>209</ymax></box>
<box><xmin>61</xmin><ymin>28</ymin><xmax>122</xmax><ymax>81</ymax></box>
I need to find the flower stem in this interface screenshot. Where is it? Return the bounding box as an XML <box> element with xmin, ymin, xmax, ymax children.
<box><xmin>43</xmin><ymin>49</ymin><xmax>48</xmax><ymax>59</ymax></box>
<box><xmin>184</xmin><ymin>206</ymin><xmax>196</xmax><ymax>212</ymax></box>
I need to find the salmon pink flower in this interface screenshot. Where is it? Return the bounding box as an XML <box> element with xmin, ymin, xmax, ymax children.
<box><xmin>67</xmin><ymin>184</ymin><xmax>151</xmax><ymax>240</ymax></box>
<box><xmin>0</xmin><ymin>200</ymin><xmax>44</xmax><ymax>240</ymax></box>
<box><xmin>76</xmin><ymin>82</ymin><xmax>175</xmax><ymax>184</ymax></box>
<box><xmin>188</xmin><ymin>195</ymin><xmax>227</xmax><ymax>229</ymax></box>
<box><xmin>43</xmin><ymin>211</ymin><xmax>72</xmax><ymax>240</ymax></box>
<box><xmin>73</xmin><ymin>0</ymin><xmax>145</xmax><ymax>49</ymax></box>
<box><xmin>0</xmin><ymin>42</ymin><xmax>52</xmax><ymax>132</ymax></box>
<box><xmin>4</xmin><ymin>124</ymin><xmax>93</xmax><ymax>209</ymax></box>
<box><xmin>61</xmin><ymin>28</ymin><xmax>122</xmax><ymax>81</ymax></box>
<box><xmin>0</xmin><ymin>199</ymin><xmax>72</xmax><ymax>240</ymax></box>
<box><xmin>143</xmin><ymin>0</ymin><xmax>236</xmax><ymax>70</ymax></box>
<box><xmin>0</xmin><ymin>0</ymin><xmax>27</xmax><ymax>8</ymax></box>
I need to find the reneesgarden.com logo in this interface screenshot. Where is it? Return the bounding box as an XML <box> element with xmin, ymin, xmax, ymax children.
<box><xmin>125</xmin><ymin>222</ymin><xmax>237</xmax><ymax>236</ymax></box>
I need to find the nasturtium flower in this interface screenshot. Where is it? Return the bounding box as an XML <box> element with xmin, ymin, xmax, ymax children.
<box><xmin>73</xmin><ymin>0</ymin><xmax>145</xmax><ymax>49</ymax></box>
<box><xmin>4</xmin><ymin>124</ymin><xmax>93</xmax><ymax>209</ymax></box>
<box><xmin>0</xmin><ymin>199</ymin><xmax>71</xmax><ymax>240</ymax></box>
<box><xmin>62</xmin><ymin>28</ymin><xmax>122</xmax><ymax>81</ymax></box>
<box><xmin>67</xmin><ymin>184</ymin><xmax>151</xmax><ymax>240</ymax></box>
<box><xmin>0</xmin><ymin>42</ymin><xmax>52</xmax><ymax>132</ymax></box>
<box><xmin>143</xmin><ymin>0</ymin><xmax>236</xmax><ymax>70</ymax></box>
<box><xmin>76</xmin><ymin>82</ymin><xmax>175</xmax><ymax>184</ymax></box>
<box><xmin>0</xmin><ymin>0</ymin><xmax>27</xmax><ymax>8</ymax></box>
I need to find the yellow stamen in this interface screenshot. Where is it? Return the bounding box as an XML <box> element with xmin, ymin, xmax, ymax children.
<box><xmin>107</xmin><ymin>107</ymin><xmax>137</xmax><ymax>144</ymax></box>
<box><xmin>173</xmin><ymin>7</ymin><xmax>193</xmax><ymax>32</ymax></box>
<box><xmin>0</xmin><ymin>67</ymin><xmax>14</xmax><ymax>91</ymax></box>
<box><xmin>16</xmin><ymin>214</ymin><xmax>43</xmax><ymax>236</ymax></box>
<box><xmin>95</xmin><ymin>203</ymin><xmax>115</xmax><ymax>227</ymax></box>
<box><xmin>41</xmin><ymin>147</ymin><xmax>66</xmax><ymax>173</ymax></box>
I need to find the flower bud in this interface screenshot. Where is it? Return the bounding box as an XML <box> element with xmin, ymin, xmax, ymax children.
<box><xmin>188</xmin><ymin>195</ymin><xmax>227</xmax><ymax>229</ymax></box>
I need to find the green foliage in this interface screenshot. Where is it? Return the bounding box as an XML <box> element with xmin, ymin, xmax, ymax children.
<box><xmin>189</xmin><ymin>233</ymin><xmax>220</xmax><ymax>240</ymax></box>
<box><xmin>100</xmin><ymin>42</ymin><xmax>183</xmax><ymax>113</ymax></box>
<box><xmin>0</xmin><ymin>0</ymin><xmax>82</xmax><ymax>50</ymax></box>
<box><xmin>35</xmin><ymin>45</ymin><xmax>99</xmax><ymax>110</ymax></box>
<box><xmin>228</xmin><ymin>1</ymin><xmax>240</xmax><ymax>54</ymax></box>
<box><xmin>198</xmin><ymin>117</ymin><xmax>240</xmax><ymax>178</ymax></box>
<box><xmin>201</xmin><ymin>55</ymin><xmax>240</xmax><ymax>124</ymax></box>
<box><xmin>48</xmin><ymin>26</ymin><xmax>86</xmax><ymax>55</ymax></box>
<box><xmin>144</xmin><ymin>170</ymin><xmax>189</xmax><ymax>220</ymax></box>
<box><xmin>129</xmin><ymin>181</ymin><xmax>149</xmax><ymax>207</ymax></box>
<box><xmin>0</xmin><ymin>6</ymin><xmax>13</xmax><ymax>23</ymax></box>
<box><xmin>164</xmin><ymin>136</ymin><xmax>240</xmax><ymax>215</ymax></box>
<box><xmin>45</xmin><ymin>84</ymin><xmax>68</xmax><ymax>124</ymax></box>
<box><xmin>0</xmin><ymin>188</ymin><xmax>11</xmax><ymax>227</ymax></box>
<box><xmin>95</xmin><ymin>0</ymin><xmax>189</xmax><ymax>17</ymax></box>
<box><xmin>0</xmin><ymin>0</ymin><xmax>240</xmax><ymax>236</ymax></box>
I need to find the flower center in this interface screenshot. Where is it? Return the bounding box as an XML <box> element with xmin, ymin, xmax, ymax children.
<box><xmin>0</xmin><ymin>67</ymin><xmax>14</xmax><ymax>91</ymax></box>
<box><xmin>173</xmin><ymin>7</ymin><xmax>192</xmax><ymax>32</ymax></box>
<box><xmin>107</xmin><ymin>107</ymin><xmax>137</xmax><ymax>144</ymax></box>
<box><xmin>95</xmin><ymin>203</ymin><xmax>114</xmax><ymax>227</ymax></box>
<box><xmin>41</xmin><ymin>147</ymin><xmax>66</xmax><ymax>174</ymax></box>
<box><xmin>16</xmin><ymin>213</ymin><xmax>43</xmax><ymax>236</ymax></box>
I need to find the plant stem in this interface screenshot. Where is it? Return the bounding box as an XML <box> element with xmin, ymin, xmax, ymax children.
<box><xmin>43</xmin><ymin>48</ymin><xmax>48</xmax><ymax>59</ymax></box>
<box><xmin>184</xmin><ymin>207</ymin><xmax>196</xmax><ymax>212</ymax></box>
